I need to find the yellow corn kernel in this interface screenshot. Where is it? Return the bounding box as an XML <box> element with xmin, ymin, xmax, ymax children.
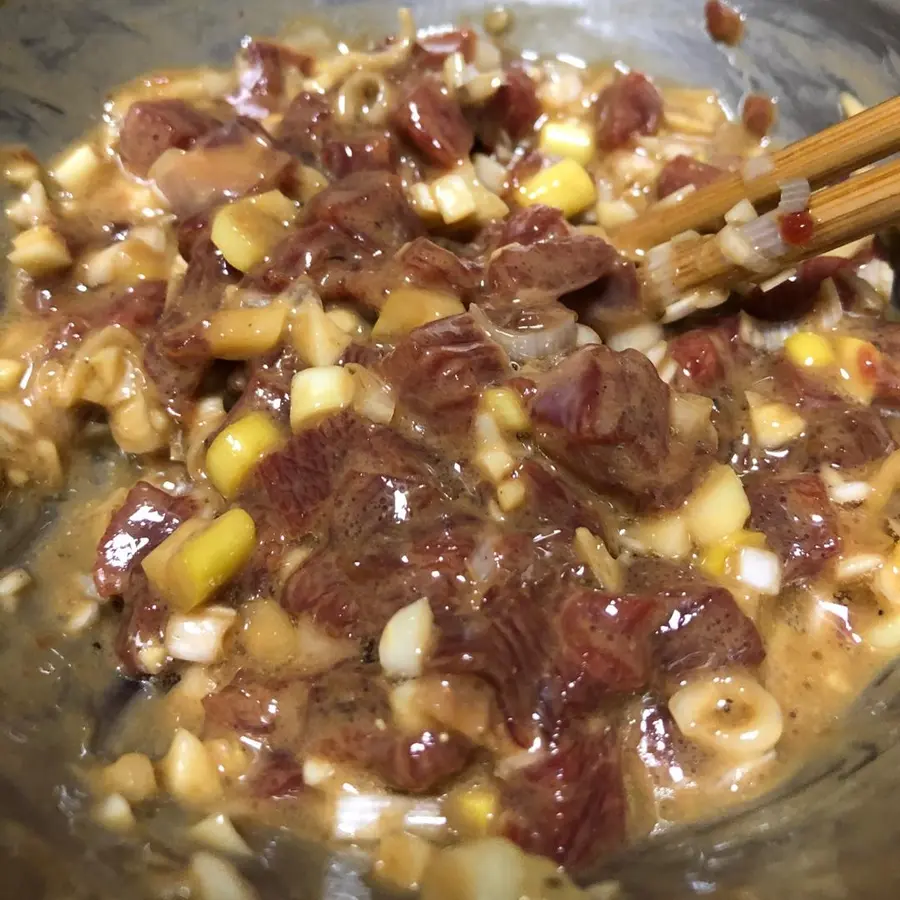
<box><xmin>8</xmin><ymin>225</ymin><xmax>72</xmax><ymax>276</ymax></box>
<box><xmin>290</xmin><ymin>365</ymin><xmax>356</xmax><ymax>432</ymax></box>
<box><xmin>372</xmin><ymin>287</ymin><xmax>465</xmax><ymax>338</ymax></box>
<box><xmin>142</xmin><ymin>518</ymin><xmax>210</xmax><ymax>596</ymax></box>
<box><xmin>206</xmin><ymin>412</ymin><xmax>284</xmax><ymax>499</ymax></box>
<box><xmin>249</xmin><ymin>189</ymin><xmax>298</xmax><ymax>224</ymax></box>
<box><xmin>481</xmin><ymin>387</ymin><xmax>530</xmax><ymax>433</ymax></box>
<box><xmin>166</xmin><ymin>509</ymin><xmax>257</xmax><ymax>611</ymax></box>
<box><xmin>445</xmin><ymin>784</ymin><xmax>499</xmax><ymax>838</ymax></box>
<box><xmin>432</xmin><ymin>173</ymin><xmax>477</xmax><ymax>225</ymax></box>
<box><xmin>517</xmin><ymin>158</ymin><xmax>597</xmax><ymax>219</ymax></box>
<box><xmin>51</xmin><ymin>144</ymin><xmax>101</xmax><ymax>195</ymax></box>
<box><xmin>496</xmin><ymin>477</ymin><xmax>526</xmax><ymax>513</ymax></box>
<box><xmin>538</xmin><ymin>120</ymin><xmax>596</xmax><ymax>166</ymax></box>
<box><xmin>409</xmin><ymin>182</ymin><xmax>442</xmax><ymax>224</ymax></box>
<box><xmin>699</xmin><ymin>529</ymin><xmax>767</xmax><ymax>578</ymax></box>
<box><xmin>749</xmin><ymin>400</ymin><xmax>806</xmax><ymax>450</ymax></box>
<box><xmin>784</xmin><ymin>331</ymin><xmax>835</xmax><ymax>369</ymax></box>
<box><xmin>0</xmin><ymin>358</ymin><xmax>25</xmax><ymax>392</ymax></box>
<box><xmin>834</xmin><ymin>335</ymin><xmax>881</xmax><ymax>405</ymax></box>
<box><xmin>210</xmin><ymin>197</ymin><xmax>288</xmax><ymax>273</ymax></box>
<box><xmin>206</xmin><ymin>306</ymin><xmax>287</xmax><ymax>360</ymax></box>
<box><xmin>684</xmin><ymin>464</ymin><xmax>751</xmax><ymax>547</ymax></box>
<box><xmin>291</xmin><ymin>296</ymin><xmax>351</xmax><ymax>367</ymax></box>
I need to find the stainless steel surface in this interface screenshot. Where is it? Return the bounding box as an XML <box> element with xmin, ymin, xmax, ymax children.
<box><xmin>2</xmin><ymin>1</ymin><xmax>900</xmax><ymax>897</ymax></box>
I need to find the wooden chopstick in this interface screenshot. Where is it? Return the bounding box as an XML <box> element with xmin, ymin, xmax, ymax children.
<box><xmin>616</xmin><ymin>96</ymin><xmax>900</xmax><ymax>253</ymax></box>
<box><xmin>644</xmin><ymin>155</ymin><xmax>900</xmax><ymax>304</ymax></box>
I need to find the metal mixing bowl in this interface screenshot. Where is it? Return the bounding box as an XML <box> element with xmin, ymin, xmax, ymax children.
<box><xmin>2</xmin><ymin>1</ymin><xmax>900</xmax><ymax>897</ymax></box>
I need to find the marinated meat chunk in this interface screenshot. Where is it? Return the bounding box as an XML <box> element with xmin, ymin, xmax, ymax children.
<box><xmin>656</xmin><ymin>155</ymin><xmax>724</xmax><ymax>199</ymax></box>
<box><xmin>233</xmin><ymin>40</ymin><xmax>313</xmax><ymax>115</ymax></box>
<box><xmin>113</xmin><ymin>574</ymin><xmax>169</xmax><ymax>676</ymax></box>
<box><xmin>321</xmin><ymin>131</ymin><xmax>396</xmax><ymax>178</ymax></box>
<box><xmin>380</xmin><ymin>313</ymin><xmax>511</xmax><ymax>436</ymax></box>
<box><xmin>94</xmin><ymin>481</ymin><xmax>195</xmax><ymax>598</ymax></box>
<box><xmin>277</xmin><ymin>90</ymin><xmax>334</xmax><ymax>162</ymax></box>
<box><xmin>594</xmin><ymin>72</ymin><xmax>663</xmax><ymax>151</ymax></box>
<box><xmin>805</xmin><ymin>407</ymin><xmax>893</xmax><ymax>470</ymax></box>
<box><xmin>531</xmin><ymin>346</ymin><xmax>711</xmax><ymax>510</ymax></box>
<box><xmin>118</xmin><ymin>99</ymin><xmax>219</xmax><ymax>176</ymax></box>
<box><xmin>391</xmin><ymin>79</ymin><xmax>474</xmax><ymax>168</ymax></box>
<box><xmin>747</xmin><ymin>473</ymin><xmax>842</xmax><ymax>584</ymax></box>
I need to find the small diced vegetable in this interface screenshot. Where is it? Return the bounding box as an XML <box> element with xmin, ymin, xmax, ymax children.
<box><xmin>625</xmin><ymin>512</ymin><xmax>691</xmax><ymax>560</ymax></box>
<box><xmin>166</xmin><ymin>509</ymin><xmax>257</xmax><ymax>611</ymax></box>
<box><xmin>101</xmin><ymin>752</ymin><xmax>157</xmax><ymax>803</ymax></box>
<box><xmin>161</xmin><ymin>729</ymin><xmax>224</xmax><ymax>805</ymax></box>
<box><xmin>834</xmin><ymin>335</ymin><xmax>880</xmax><ymax>405</ymax></box>
<box><xmin>188</xmin><ymin>813</ymin><xmax>252</xmax><ymax>857</ymax></box>
<box><xmin>207</xmin><ymin>307</ymin><xmax>287</xmax><ymax>360</ymax></box>
<box><xmin>289</xmin><ymin>365</ymin><xmax>356</xmax><ymax>432</ymax></box>
<box><xmin>420</xmin><ymin>838</ymin><xmax>529</xmax><ymax>900</ymax></box>
<box><xmin>51</xmin><ymin>144</ymin><xmax>101</xmax><ymax>194</ymax></box>
<box><xmin>249</xmin><ymin>189</ymin><xmax>298</xmax><ymax>224</ymax></box>
<box><xmin>291</xmin><ymin>296</ymin><xmax>352</xmax><ymax>367</ymax></box>
<box><xmin>444</xmin><ymin>784</ymin><xmax>499</xmax><ymax>838</ymax></box>
<box><xmin>472</xmin><ymin>411</ymin><xmax>516</xmax><ymax>484</ymax></box>
<box><xmin>326</xmin><ymin>305</ymin><xmax>370</xmax><ymax>338</ymax></box>
<box><xmin>574</xmin><ymin>526</ymin><xmax>623</xmax><ymax>592</ymax></box>
<box><xmin>735</xmin><ymin>546</ymin><xmax>782</xmax><ymax>594</ymax></box>
<box><xmin>349</xmin><ymin>364</ymin><xmax>396</xmax><ymax>425</ymax></box>
<box><xmin>496</xmin><ymin>477</ymin><xmax>525</xmax><ymax>513</ymax></box>
<box><xmin>0</xmin><ymin>359</ymin><xmax>25</xmax><ymax>392</ymax></box>
<box><xmin>748</xmin><ymin>399</ymin><xmax>806</xmax><ymax>449</ymax></box>
<box><xmin>538</xmin><ymin>121</ymin><xmax>596</xmax><ymax>166</ymax></box>
<box><xmin>165</xmin><ymin>605</ymin><xmax>238</xmax><ymax>663</ymax></box>
<box><xmin>684</xmin><ymin>464</ymin><xmax>751</xmax><ymax>547</ymax></box>
<box><xmin>699</xmin><ymin>529</ymin><xmax>767</xmax><ymax>578</ymax></box>
<box><xmin>211</xmin><ymin>193</ymin><xmax>295</xmax><ymax>273</ymax></box>
<box><xmin>142</xmin><ymin>518</ymin><xmax>209</xmax><ymax>597</ymax></box>
<box><xmin>92</xmin><ymin>793</ymin><xmax>136</xmax><ymax>833</ymax></box>
<box><xmin>481</xmin><ymin>387</ymin><xmax>530</xmax><ymax>433</ymax></box>
<box><xmin>189</xmin><ymin>852</ymin><xmax>258</xmax><ymax>900</ymax></box>
<box><xmin>375</xmin><ymin>832</ymin><xmax>435</xmax><ymax>892</ymax></box>
<box><xmin>8</xmin><ymin>225</ymin><xmax>72</xmax><ymax>276</ymax></box>
<box><xmin>240</xmin><ymin>597</ymin><xmax>296</xmax><ymax>667</ymax></box>
<box><xmin>596</xmin><ymin>199</ymin><xmax>638</xmax><ymax>229</ymax></box>
<box><xmin>379</xmin><ymin>597</ymin><xmax>435</xmax><ymax>678</ymax></box>
<box><xmin>517</xmin><ymin>158</ymin><xmax>597</xmax><ymax>219</ymax></box>
<box><xmin>433</xmin><ymin>173</ymin><xmax>477</xmax><ymax>224</ymax></box>
<box><xmin>784</xmin><ymin>331</ymin><xmax>835</xmax><ymax>369</ymax></box>
<box><xmin>372</xmin><ymin>288</ymin><xmax>466</xmax><ymax>338</ymax></box>
<box><xmin>206</xmin><ymin>411</ymin><xmax>284</xmax><ymax>499</ymax></box>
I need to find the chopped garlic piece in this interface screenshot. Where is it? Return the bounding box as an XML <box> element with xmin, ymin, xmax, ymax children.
<box><xmin>379</xmin><ymin>597</ymin><xmax>435</xmax><ymax>678</ymax></box>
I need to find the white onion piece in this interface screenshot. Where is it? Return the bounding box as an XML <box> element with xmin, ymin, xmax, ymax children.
<box><xmin>736</xmin><ymin>547</ymin><xmax>782</xmax><ymax>595</ymax></box>
<box><xmin>645</xmin><ymin>241</ymin><xmax>677</xmax><ymax>303</ymax></box>
<box><xmin>606</xmin><ymin>322</ymin><xmax>664</xmax><ymax>353</ymax></box>
<box><xmin>742</xmin><ymin>153</ymin><xmax>774</xmax><ymax>182</ymax></box>
<box><xmin>717</xmin><ymin>224</ymin><xmax>772</xmax><ymax>274</ymax></box>
<box><xmin>776</xmin><ymin>178</ymin><xmax>811</xmax><ymax>214</ymax></box>
<box><xmin>725</xmin><ymin>199</ymin><xmax>758</xmax><ymax>226</ymax></box>
<box><xmin>469</xmin><ymin>304</ymin><xmax>577</xmax><ymax>362</ymax></box>
<box><xmin>835</xmin><ymin>554</ymin><xmax>883</xmax><ymax>582</ymax></box>
<box><xmin>467</xmin><ymin>534</ymin><xmax>500</xmax><ymax>583</ymax></box>
<box><xmin>847</xmin><ymin>265</ymin><xmax>893</xmax><ymax>305</ymax></box>
<box><xmin>820</xmin><ymin>466</ymin><xmax>873</xmax><ymax>505</ymax></box>
<box><xmin>575</xmin><ymin>324</ymin><xmax>602</xmax><ymax>346</ymax></box>
<box><xmin>655</xmin><ymin>184</ymin><xmax>697</xmax><ymax>209</ymax></box>
<box><xmin>738</xmin><ymin>213</ymin><xmax>789</xmax><ymax>265</ymax></box>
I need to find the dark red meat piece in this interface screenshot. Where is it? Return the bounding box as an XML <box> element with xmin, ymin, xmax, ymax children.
<box><xmin>594</xmin><ymin>72</ymin><xmax>663</xmax><ymax>151</ymax></box>
<box><xmin>379</xmin><ymin>313</ymin><xmax>510</xmax><ymax>436</ymax></box>
<box><xmin>277</xmin><ymin>90</ymin><xmax>334</xmax><ymax>162</ymax></box>
<box><xmin>519</xmin><ymin>459</ymin><xmax>608</xmax><ymax>536</ymax></box>
<box><xmin>668</xmin><ymin>328</ymin><xmax>727</xmax><ymax>387</ymax></box>
<box><xmin>118</xmin><ymin>99</ymin><xmax>219</xmax><ymax>177</ymax></box>
<box><xmin>94</xmin><ymin>481</ymin><xmax>195</xmax><ymax>598</ymax></box>
<box><xmin>742</xmin><ymin>93</ymin><xmax>777</xmax><ymax>138</ymax></box>
<box><xmin>494</xmin><ymin>205</ymin><xmax>571</xmax><ymax>248</ymax></box>
<box><xmin>705</xmin><ymin>1</ymin><xmax>745</xmax><ymax>45</ymax></box>
<box><xmin>805</xmin><ymin>407</ymin><xmax>893</xmax><ymax>470</ymax></box>
<box><xmin>203</xmin><ymin>672</ymin><xmax>284</xmax><ymax>736</ymax></box>
<box><xmin>747</xmin><ymin>473</ymin><xmax>842</xmax><ymax>584</ymax></box>
<box><xmin>501</xmin><ymin>729</ymin><xmax>626</xmax><ymax>868</ymax></box>
<box><xmin>233</xmin><ymin>40</ymin><xmax>312</xmax><ymax>115</ymax></box>
<box><xmin>412</xmin><ymin>28</ymin><xmax>477</xmax><ymax>67</ymax></box>
<box><xmin>391</xmin><ymin>79</ymin><xmax>474</xmax><ymax>168</ymax></box>
<box><xmin>321</xmin><ymin>131</ymin><xmax>396</xmax><ymax>178</ymax></box>
<box><xmin>656</xmin><ymin>155</ymin><xmax>724</xmax><ymax>199</ymax></box>
<box><xmin>487</xmin><ymin>66</ymin><xmax>543</xmax><ymax>143</ymax></box>
<box><xmin>113</xmin><ymin>574</ymin><xmax>169</xmax><ymax>677</ymax></box>
<box><xmin>531</xmin><ymin>346</ymin><xmax>711</xmax><ymax>510</ymax></box>
<box><xmin>741</xmin><ymin>256</ymin><xmax>853</xmax><ymax>321</ymax></box>
<box><xmin>251</xmin><ymin>751</ymin><xmax>307</xmax><ymax>799</ymax></box>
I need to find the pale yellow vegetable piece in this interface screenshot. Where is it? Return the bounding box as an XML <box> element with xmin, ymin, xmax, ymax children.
<box><xmin>51</xmin><ymin>143</ymin><xmax>101</xmax><ymax>194</ymax></box>
<box><xmin>372</xmin><ymin>288</ymin><xmax>466</xmax><ymax>338</ymax></box>
<box><xmin>496</xmin><ymin>477</ymin><xmax>526</xmax><ymax>513</ymax></box>
<box><xmin>433</xmin><ymin>173</ymin><xmax>477</xmax><ymax>224</ymax></box>
<box><xmin>142</xmin><ymin>518</ymin><xmax>209</xmax><ymax>597</ymax></box>
<box><xmin>0</xmin><ymin>359</ymin><xmax>25</xmax><ymax>392</ymax></box>
<box><xmin>748</xmin><ymin>400</ymin><xmax>806</xmax><ymax>450</ymax></box>
<box><xmin>241</xmin><ymin>597</ymin><xmax>297</xmax><ymax>667</ymax></box>
<box><xmin>166</xmin><ymin>509</ymin><xmax>257</xmax><ymax>611</ymax></box>
<box><xmin>161</xmin><ymin>729</ymin><xmax>224</xmax><ymax>805</ymax></box>
<box><xmin>375</xmin><ymin>832</ymin><xmax>435</xmax><ymax>892</ymax></box>
<box><xmin>444</xmin><ymin>784</ymin><xmax>499</xmax><ymax>838</ymax></box>
<box><xmin>684</xmin><ymin>464</ymin><xmax>751</xmax><ymax>547</ymax></box>
<box><xmin>206</xmin><ymin>411</ymin><xmax>284</xmax><ymax>499</ymax></box>
<box><xmin>207</xmin><ymin>307</ymin><xmax>287</xmax><ymax>360</ymax></box>
<box><xmin>481</xmin><ymin>387</ymin><xmax>530</xmax><ymax>433</ymax></box>
<box><xmin>574</xmin><ymin>526</ymin><xmax>623</xmax><ymax>592</ymax></box>
<box><xmin>8</xmin><ymin>225</ymin><xmax>72</xmax><ymax>276</ymax></box>
<box><xmin>101</xmin><ymin>752</ymin><xmax>157</xmax><ymax>803</ymax></box>
<box><xmin>517</xmin><ymin>158</ymin><xmax>597</xmax><ymax>219</ymax></box>
<box><xmin>538</xmin><ymin>120</ymin><xmax>596</xmax><ymax>165</ymax></box>
<box><xmin>211</xmin><ymin>193</ymin><xmax>294</xmax><ymax>273</ymax></box>
<box><xmin>783</xmin><ymin>331</ymin><xmax>835</xmax><ymax>369</ymax></box>
<box><xmin>291</xmin><ymin>296</ymin><xmax>352</xmax><ymax>367</ymax></box>
<box><xmin>290</xmin><ymin>365</ymin><xmax>356</xmax><ymax>431</ymax></box>
<box><xmin>834</xmin><ymin>335</ymin><xmax>880</xmax><ymax>405</ymax></box>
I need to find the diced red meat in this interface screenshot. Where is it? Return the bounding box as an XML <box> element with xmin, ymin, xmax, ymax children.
<box><xmin>501</xmin><ymin>729</ymin><xmax>626</xmax><ymax>868</ymax></box>
<box><xmin>94</xmin><ymin>481</ymin><xmax>195</xmax><ymax>598</ymax></box>
<box><xmin>379</xmin><ymin>313</ymin><xmax>510</xmax><ymax>436</ymax></box>
<box><xmin>203</xmin><ymin>672</ymin><xmax>285</xmax><ymax>736</ymax></box>
<box><xmin>47</xmin><ymin>281</ymin><xmax>167</xmax><ymax>335</ymax></box>
<box><xmin>594</xmin><ymin>72</ymin><xmax>663</xmax><ymax>151</ymax></box>
<box><xmin>531</xmin><ymin>346</ymin><xmax>711</xmax><ymax>510</ymax></box>
<box><xmin>747</xmin><ymin>473</ymin><xmax>842</xmax><ymax>584</ymax></box>
<box><xmin>656</xmin><ymin>155</ymin><xmax>724</xmax><ymax>199</ymax></box>
<box><xmin>519</xmin><ymin>459</ymin><xmax>608</xmax><ymax>536</ymax></box>
<box><xmin>391</xmin><ymin>79</ymin><xmax>474</xmax><ymax>168</ymax></box>
<box><xmin>113</xmin><ymin>574</ymin><xmax>169</xmax><ymax>676</ymax></box>
<box><xmin>741</xmin><ymin>257</ymin><xmax>853</xmax><ymax>321</ymax></box>
<box><xmin>705</xmin><ymin>0</ymin><xmax>745</xmax><ymax>45</ymax></box>
<box><xmin>741</xmin><ymin>93</ymin><xmax>777</xmax><ymax>139</ymax></box>
<box><xmin>557</xmin><ymin>589</ymin><xmax>657</xmax><ymax>695</ymax></box>
<box><xmin>250</xmin><ymin>750</ymin><xmax>307</xmax><ymax>799</ymax></box>
<box><xmin>224</xmin><ymin>365</ymin><xmax>294</xmax><ymax>428</ymax></box>
<box><xmin>118</xmin><ymin>99</ymin><xmax>219</xmax><ymax>177</ymax></box>
<box><xmin>668</xmin><ymin>328</ymin><xmax>726</xmax><ymax>387</ymax></box>
<box><xmin>303</xmin><ymin>170</ymin><xmax>424</xmax><ymax>253</ymax></box>
<box><xmin>494</xmin><ymin>205</ymin><xmax>571</xmax><ymax>247</ymax></box>
<box><xmin>635</xmin><ymin>700</ymin><xmax>710</xmax><ymax>794</ymax></box>
<box><xmin>652</xmin><ymin>584</ymin><xmax>765</xmax><ymax>674</ymax></box>
<box><xmin>233</xmin><ymin>40</ymin><xmax>312</xmax><ymax>115</ymax></box>
<box><xmin>277</xmin><ymin>90</ymin><xmax>334</xmax><ymax>162</ymax></box>
<box><xmin>805</xmin><ymin>407</ymin><xmax>893</xmax><ymax>470</ymax></box>
<box><xmin>321</xmin><ymin>131</ymin><xmax>396</xmax><ymax>178</ymax></box>
<box><xmin>487</xmin><ymin>66</ymin><xmax>543</xmax><ymax>143</ymax></box>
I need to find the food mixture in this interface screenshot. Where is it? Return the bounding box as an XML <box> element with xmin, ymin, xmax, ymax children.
<box><xmin>2</xmin><ymin>2</ymin><xmax>899</xmax><ymax>896</ymax></box>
